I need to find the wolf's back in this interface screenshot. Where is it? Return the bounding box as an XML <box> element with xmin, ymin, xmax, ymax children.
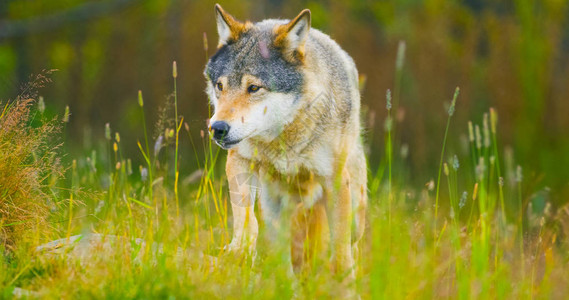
<box><xmin>302</xmin><ymin>28</ymin><xmax>361</xmax><ymax>130</ymax></box>
<box><xmin>306</xmin><ymin>29</ymin><xmax>359</xmax><ymax>90</ymax></box>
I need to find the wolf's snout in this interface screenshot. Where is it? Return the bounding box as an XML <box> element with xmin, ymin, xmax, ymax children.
<box><xmin>210</xmin><ymin>121</ymin><xmax>230</xmax><ymax>141</ymax></box>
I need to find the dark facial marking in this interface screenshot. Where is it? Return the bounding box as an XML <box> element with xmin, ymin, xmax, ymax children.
<box><xmin>206</xmin><ymin>28</ymin><xmax>303</xmax><ymax>94</ymax></box>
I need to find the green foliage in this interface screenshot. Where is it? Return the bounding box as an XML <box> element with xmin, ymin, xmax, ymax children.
<box><xmin>1</xmin><ymin>1</ymin><xmax>569</xmax><ymax>298</ymax></box>
<box><xmin>2</xmin><ymin>65</ymin><xmax>569</xmax><ymax>298</ymax></box>
<box><xmin>1</xmin><ymin>0</ymin><xmax>568</xmax><ymax>201</ymax></box>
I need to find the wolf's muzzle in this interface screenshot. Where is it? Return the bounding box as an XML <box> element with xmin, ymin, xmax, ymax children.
<box><xmin>210</xmin><ymin>121</ymin><xmax>230</xmax><ymax>141</ymax></box>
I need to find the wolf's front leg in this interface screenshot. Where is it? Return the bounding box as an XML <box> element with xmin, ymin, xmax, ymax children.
<box><xmin>326</xmin><ymin>168</ymin><xmax>355</xmax><ymax>281</ymax></box>
<box><xmin>225</xmin><ymin>150</ymin><xmax>258</xmax><ymax>254</ymax></box>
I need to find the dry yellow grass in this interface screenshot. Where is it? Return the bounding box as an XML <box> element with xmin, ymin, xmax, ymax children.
<box><xmin>0</xmin><ymin>71</ymin><xmax>62</xmax><ymax>250</ymax></box>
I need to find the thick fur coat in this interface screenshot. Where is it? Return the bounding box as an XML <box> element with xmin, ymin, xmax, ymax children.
<box><xmin>204</xmin><ymin>4</ymin><xmax>367</xmax><ymax>280</ymax></box>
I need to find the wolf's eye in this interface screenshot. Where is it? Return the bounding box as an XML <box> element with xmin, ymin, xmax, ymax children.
<box><xmin>216</xmin><ymin>82</ymin><xmax>223</xmax><ymax>91</ymax></box>
<box><xmin>248</xmin><ymin>85</ymin><xmax>261</xmax><ymax>93</ymax></box>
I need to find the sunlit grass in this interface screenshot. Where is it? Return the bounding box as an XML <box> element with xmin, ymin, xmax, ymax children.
<box><xmin>1</xmin><ymin>63</ymin><xmax>568</xmax><ymax>299</ymax></box>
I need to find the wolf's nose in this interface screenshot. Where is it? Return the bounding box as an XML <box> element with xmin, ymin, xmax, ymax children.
<box><xmin>210</xmin><ymin>121</ymin><xmax>230</xmax><ymax>141</ymax></box>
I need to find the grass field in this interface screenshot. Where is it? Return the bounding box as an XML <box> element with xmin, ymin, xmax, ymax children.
<box><xmin>2</xmin><ymin>59</ymin><xmax>569</xmax><ymax>299</ymax></box>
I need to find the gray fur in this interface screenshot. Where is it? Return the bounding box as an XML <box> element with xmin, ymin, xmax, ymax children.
<box><xmin>205</xmin><ymin>20</ymin><xmax>304</xmax><ymax>94</ymax></box>
<box><xmin>209</xmin><ymin>9</ymin><xmax>368</xmax><ymax>280</ymax></box>
<box><xmin>205</xmin><ymin>18</ymin><xmax>360</xmax><ymax>153</ymax></box>
<box><xmin>304</xmin><ymin>29</ymin><xmax>356</xmax><ymax>124</ymax></box>
<box><xmin>205</xmin><ymin>13</ymin><xmax>363</xmax><ymax>175</ymax></box>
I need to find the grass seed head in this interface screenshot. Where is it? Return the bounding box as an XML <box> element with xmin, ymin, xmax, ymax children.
<box><xmin>127</xmin><ymin>158</ymin><xmax>132</xmax><ymax>175</ymax></box>
<box><xmin>401</xmin><ymin>143</ymin><xmax>409</xmax><ymax>159</ymax></box>
<box><xmin>452</xmin><ymin>155</ymin><xmax>459</xmax><ymax>170</ymax></box>
<box><xmin>544</xmin><ymin>202</ymin><xmax>551</xmax><ymax>217</ymax></box>
<box><xmin>426</xmin><ymin>180</ymin><xmax>435</xmax><ymax>191</ymax></box>
<box><xmin>475</xmin><ymin>124</ymin><xmax>482</xmax><ymax>149</ymax></box>
<box><xmin>140</xmin><ymin>166</ymin><xmax>148</xmax><ymax>181</ymax></box>
<box><xmin>468</xmin><ymin>121</ymin><xmax>474</xmax><ymax>142</ymax></box>
<box><xmin>490</xmin><ymin>107</ymin><xmax>498</xmax><ymax>134</ymax></box>
<box><xmin>203</xmin><ymin>32</ymin><xmax>208</xmax><ymax>52</ymax></box>
<box><xmin>476</xmin><ymin>157</ymin><xmax>485</xmax><ymax>181</ymax></box>
<box><xmin>396</xmin><ymin>40</ymin><xmax>406</xmax><ymax>72</ymax></box>
<box><xmin>154</xmin><ymin>135</ymin><xmax>163</xmax><ymax>156</ymax></box>
<box><xmin>38</xmin><ymin>96</ymin><xmax>45</xmax><ymax>114</ymax></box>
<box><xmin>459</xmin><ymin>191</ymin><xmax>468</xmax><ymax>209</ymax></box>
<box><xmin>448</xmin><ymin>87</ymin><xmax>459</xmax><ymax>116</ymax></box>
<box><xmin>473</xmin><ymin>183</ymin><xmax>479</xmax><ymax>200</ymax></box>
<box><xmin>483</xmin><ymin>113</ymin><xmax>490</xmax><ymax>148</ymax></box>
<box><xmin>173</xmin><ymin>61</ymin><xmax>178</xmax><ymax>79</ymax></box>
<box><xmin>63</xmin><ymin>105</ymin><xmax>70</xmax><ymax>123</ymax></box>
<box><xmin>138</xmin><ymin>90</ymin><xmax>144</xmax><ymax>107</ymax></box>
<box><xmin>105</xmin><ymin>123</ymin><xmax>111</xmax><ymax>140</ymax></box>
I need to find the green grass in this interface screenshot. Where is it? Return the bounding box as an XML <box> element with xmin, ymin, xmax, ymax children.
<box><xmin>1</xmin><ymin>65</ymin><xmax>569</xmax><ymax>299</ymax></box>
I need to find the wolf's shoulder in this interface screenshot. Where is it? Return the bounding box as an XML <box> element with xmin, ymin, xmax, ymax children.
<box><xmin>307</xmin><ymin>28</ymin><xmax>354</xmax><ymax>64</ymax></box>
<box><xmin>304</xmin><ymin>28</ymin><xmax>358</xmax><ymax>90</ymax></box>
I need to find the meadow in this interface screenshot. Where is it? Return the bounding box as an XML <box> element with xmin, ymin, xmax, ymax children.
<box><xmin>2</xmin><ymin>40</ymin><xmax>569</xmax><ymax>298</ymax></box>
<box><xmin>2</xmin><ymin>1</ymin><xmax>569</xmax><ymax>298</ymax></box>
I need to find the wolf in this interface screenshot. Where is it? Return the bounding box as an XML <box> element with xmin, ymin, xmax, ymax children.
<box><xmin>204</xmin><ymin>4</ymin><xmax>367</xmax><ymax>280</ymax></box>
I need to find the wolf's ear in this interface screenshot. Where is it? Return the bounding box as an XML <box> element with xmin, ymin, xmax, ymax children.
<box><xmin>274</xmin><ymin>9</ymin><xmax>311</xmax><ymax>61</ymax></box>
<box><xmin>214</xmin><ymin>4</ymin><xmax>248</xmax><ymax>47</ymax></box>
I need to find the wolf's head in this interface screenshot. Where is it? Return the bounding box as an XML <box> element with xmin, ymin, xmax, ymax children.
<box><xmin>204</xmin><ymin>4</ymin><xmax>311</xmax><ymax>149</ymax></box>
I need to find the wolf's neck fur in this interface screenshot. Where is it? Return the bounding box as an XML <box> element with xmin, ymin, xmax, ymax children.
<box><xmin>235</xmin><ymin>27</ymin><xmax>361</xmax><ymax>178</ymax></box>
<box><xmin>236</xmin><ymin>94</ymin><xmax>338</xmax><ymax>177</ymax></box>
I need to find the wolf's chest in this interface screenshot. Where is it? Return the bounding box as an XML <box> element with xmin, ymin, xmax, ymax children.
<box><xmin>237</xmin><ymin>140</ymin><xmax>334</xmax><ymax>177</ymax></box>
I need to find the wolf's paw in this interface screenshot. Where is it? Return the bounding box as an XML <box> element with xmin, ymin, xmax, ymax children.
<box><xmin>224</xmin><ymin>237</ymin><xmax>257</xmax><ymax>253</ymax></box>
<box><xmin>222</xmin><ymin>241</ymin><xmax>257</xmax><ymax>264</ymax></box>
<box><xmin>223</xmin><ymin>241</ymin><xmax>247</xmax><ymax>253</ymax></box>
<box><xmin>222</xmin><ymin>240</ymin><xmax>240</xmax><ymax>252</ymax></box>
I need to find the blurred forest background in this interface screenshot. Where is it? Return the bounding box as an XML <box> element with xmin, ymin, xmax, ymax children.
<box><xmin>1</xmin><ymin>0</ymin><xmax>568</xmax><ymax>202</ymax></box>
